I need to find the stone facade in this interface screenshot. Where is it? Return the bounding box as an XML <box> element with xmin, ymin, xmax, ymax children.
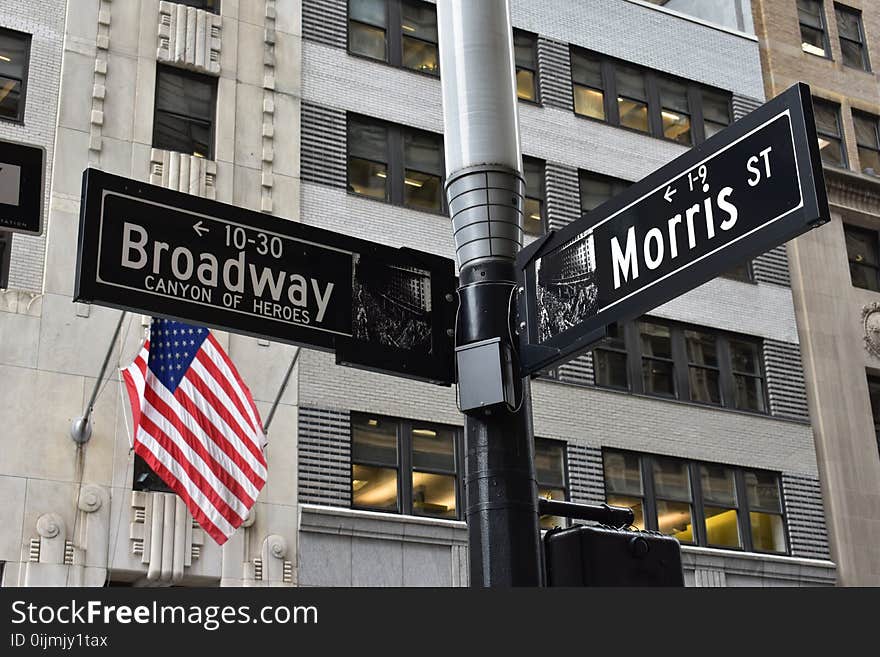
<box><xmin>0</xmin><ymin>0</ymin><xmax>303</xmax><ymax>587</ymax></box>
<box><xmin>752</xmin><ymin>0</ymin><xmax>880</xmax><ymax>586</ymax></box>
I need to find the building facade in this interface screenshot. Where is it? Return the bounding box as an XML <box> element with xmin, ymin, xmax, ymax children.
<box><xmin>0</xmin><ymin>0</ymin><xmax>838</xmax><ymax>587</ymax></box>
<box><xmin>0</xmin><ymin>0</ymin><xmax>304</xmax><ymax>586</ymax></box>
<box><xmin>752</xmin><ymin>0</ymin><xmax>880</xmax><ymax>586</ymax></box>
<box><xmin>294</xmin><ymin>0</ymin><xmax>834</xmax><ymax>586</ymax></box>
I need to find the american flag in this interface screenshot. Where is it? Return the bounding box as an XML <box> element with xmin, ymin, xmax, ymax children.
<box><xmin>122</xmin><ymin>317</ymin><xmax>267</xmax><ymax>545</ymax></box>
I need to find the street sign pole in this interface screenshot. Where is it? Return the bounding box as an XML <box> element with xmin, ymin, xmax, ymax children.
<box><xmin>438</xmin><ymin>0</ymin><xmax>542</xmax><ymax>586</ymax></box>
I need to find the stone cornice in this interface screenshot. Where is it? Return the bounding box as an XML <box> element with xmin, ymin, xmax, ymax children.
<box><xmin>824</xmin><ymin>167</ymin><xmax>880</xmax><ymax>218</ymax></box>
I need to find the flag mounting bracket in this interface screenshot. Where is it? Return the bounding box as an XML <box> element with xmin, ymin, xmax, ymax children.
<box><xmin>69</xmin><ymin>310</ymin><xmax>128</xmax><ymax>445</ymax></box>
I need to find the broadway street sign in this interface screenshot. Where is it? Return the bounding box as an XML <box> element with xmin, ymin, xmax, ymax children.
<box><xmin>0</xmin><ymin>138</ymin><xmax>45</xmax><ymax>235</ymax></box>
<box><xmin>75</xmin><ymin>169</ymin><xmax>456</xmax><ymax>385</ymax></box>
<box><xmin>516</xmin><ymin>83</ymin><xmax>830</xmax><ymax>375</ymax></box>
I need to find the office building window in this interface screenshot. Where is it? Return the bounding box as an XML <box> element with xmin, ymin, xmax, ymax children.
<box><xmin>844</xmin><ymin>224</ymin><xmax>880</xmax><ymax>291</ymax></box>
<box><xmin>535</xmin><ymin>438</ymin><xmax>568</xmax><ymax>529</ymax></box>
<box><xmin>348</xmin><ymin>0</ymin><xmax>439</xmax><ymax>77</ymax></box>
<box><xmin>616</xmin><ymin>64</ymin><xmax>649</xmax><ymax>134</ymax></box>
<box><xmin>570</xmin><ymin>49</ymin><xmax>606</xmax><ymax>121</ymax></box>
<box><xmin>813</xmin><ymin>99</ymin><xmax>847</xmax><ymax>168</ymax></box>
<box><xmin>347</xmin><ymin>114</ymin><xmax>444</xmax><ymax>212</ymax></box>
<box><xmin>579</xmin><ymin>170</ymin><xmax>630</xmax><ymax>215</ymax></box>
<box><xmin>132</xmin><ymin>454</ymin><xmax>174</xmax><ymax>493</ymax></box>
<box><xmin>523</xmin><ymin>157</ymin><xmax>545</xmax><ymax>236</ymax></box>
<box><xmin>0</xmin><ymin>28</ymin><xmax>30</xmax><ymax>122</ymax></box>
<box><xmin>170</xmin><ymin>0</ymin><xmax>220</xmax><ymax>11</ymax></box>
<box><xmin>640</xmin><ymin>321</ymin><xmax>676</xmax><ymax>397</ymax></box>
<box><xmin>721</xmin><ymin>261</ymin><xmax>754</xmax><ymax>283</ymax></box>
<box><xmin>659</xmin><ymin>78</ymin><xmax>692</xmax><ymax>145</ymax></box>
<box><xmin>798</xmin><ymin>0</ymin><xmax>830</xmax><ymax>57</ymax></box>
<box><xmin>589</xmin><ymin>318</ymin><xmax>767</xmax><ymax>413</ymax></box>
<box><xmin>514</xmin><ymin>30</ymin><xmax>539</xmax><ymax>103</ymax></box>
<box><xmin>152</xmin><ymin>66</ymin><xmax>216</xmax><ymax>159</ymax></box>
<box><xmin>0</xmin><ymin>232</ymin><xmax>10</xmax><ymax>289</ymax></box>
<box><xmin>603</xmin><ymin>450</ymin><xmax>645</xmax><ymax>529</ymax></box>
<box><xmin>593</xmin><ymin>321</ymin><xmax>629</xmax><ymax>390</ymax></box>
<box><xmin>603</xmin><ymin>450</ymin><xmax>788</xmax><ymax>553</ymax></box>
<box><xmin>854</xmin><ymin>112</ymin><xmax>880</xmax><ymax>177</ymax></box>
<box><xmin>351</xmin><ymin>414</ymin><xmax>461</xmax><ymax>519</ymax></box>
<box><xmin>570</xmin><ymin>48</ymin><xmax>731</xmax><ymax>145</ymax></box>
<box><xmin>867</xmin><ymin>375</ymin><xmax>880</xmax><ymax>458</ymax></box>
<box><xmin>685</xmin><ymin>329</ymin><xmax>721</xmax><ymax>405</ymax></box>
<box><xmin>744</xmin><ymin>469</ymin><xmax>787</xmax><ymax>552</ymax></box>
<box><xmin>730</xmin><ymin>338</ymin><xmax>767</xmax><ymax>413</ymax></box>
<box><xmin>835</xmin><ymin>4</ymin><xmax>870</xmax><ymax>71</ymax></box>
<box><xmin>702</xmin><ymin>89</ymin><xmax>732</xmax><ymax>139</ymax></box>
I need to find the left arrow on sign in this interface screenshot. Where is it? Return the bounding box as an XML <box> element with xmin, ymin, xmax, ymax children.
<box><xmin>193</xmin><ymin>220</ymin><xmax>209</xmax><ymax>237</ymax></box>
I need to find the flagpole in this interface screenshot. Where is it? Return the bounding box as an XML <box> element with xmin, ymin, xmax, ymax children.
<box><xmin>70</xmin><ymin>310</ymin><xmax>128</xmax><ymax>444</ymax></box>
<box><xmin>262</xmin><ymin>347</ymin><xmax>300</xmax><ymax>434</ymax></box>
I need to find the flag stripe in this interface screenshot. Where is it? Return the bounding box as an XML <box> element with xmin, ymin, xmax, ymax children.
<box><xmin>175</xmin><ymin>377</ymin><xmax>267</xmax><ymax>488</ymax></box>
<box><xmin>140</xmin><ymin>401</ymin><xmax>251</xmax><ymax>523</ymax></box>
<box><xmin>186</xmin><ymin>360</ymin><xmax>267</xmax><ymax>470</ymax></box>
<box><xmin>194</xmin><ymin>348</ymin><xmax>262</xmax><ymax>441</ymax></box>
<box><xmin>122</xmin><ymin>320</ymin><xmax>267</xmax><ymax>545</ymax></box>
<box><xmin>133</xmin><ymin>435</ymin><xmax>231</xmax><ymax>543</ymax></box>
<box><xmin>148</xmin><ymin>384</ymin><xmax>261</xmax><ymax>503</ymax></box>
<box><xmin>205</xmin><ymin>335</ymin><xmax>263</xmax><ymax>432</ymax></box>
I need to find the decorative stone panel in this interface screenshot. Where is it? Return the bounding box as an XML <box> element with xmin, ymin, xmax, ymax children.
<box><xmin>149</xmin><ymin>148</ymin><xmax>217</xmax><ymax>198</ymax></box>
<box><xmin>261</xmin><ymin>1</ymin><xmax>277</xmax><ymax>213</ymax></box>
<box><xmin>157</xmin><ymin>0</ymin><xmax>222</xmax><ymax>75</ymax></box>
<box><xmin>88</xmin><ymin>0</ymin><xmax>113</xmax><ymax>156</ymax></box>
<box><xmin>130</xmin><ymin>491</ymin><xmax>204</xmax><ymax>584</ymax></box>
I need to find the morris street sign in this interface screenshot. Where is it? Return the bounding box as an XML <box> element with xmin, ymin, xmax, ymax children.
<box><xmin>516</xmin><ymin>83</ymin><xmax>830</xmax><ymax>374</ymax></box>
<box><xmin>74</xmin><ymin>169</ymin><xmax>456</xmax><ymax>385</ymax></box>
<box><xmin>0</xmin><ymin>138</ymin><xmax>45</xmax><ymax>235</ymax></box>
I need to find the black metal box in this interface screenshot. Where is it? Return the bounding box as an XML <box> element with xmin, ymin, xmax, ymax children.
<box><xmin>544</xmin><ymin>525</ymin><xmax>684</xmax><ymax>587</ymax></box>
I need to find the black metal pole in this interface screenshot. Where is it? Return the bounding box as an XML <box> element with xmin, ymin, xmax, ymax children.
<box><xmin>458</xmin><ymin>262</ymin><xmax>543</xmax><ymax>587</ymax></box>
<box><xmin>437</xmin><ymin>0</ymin><xmax>543</xmax><ymax>586</ymax></box>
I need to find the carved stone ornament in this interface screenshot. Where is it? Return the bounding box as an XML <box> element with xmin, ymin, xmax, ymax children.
<box><xmin>36</xmin><ymin>513</ymin><xmax>63</xmax><ymax>538</ymax></box>
<box><xmin>862</xmin><ymin>302</ymin><xmax>880</xmax><ymax>358</ymax></box>
<box><xmin>78</xmin><ymin>485</ymin><xmax>104</xmax><ymax>513</ymax></box>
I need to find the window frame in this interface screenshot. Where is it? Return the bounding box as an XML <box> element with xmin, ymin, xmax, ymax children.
<box><xmin>853</xmin><ymin>110</ymin><xmax>880</xmax><ymax>177</ymax></box>
<box><xmin>0</xmin><ymin>231</ymin><xmax>11</xmax><ymax>289</ymax></box>
<box><xmin>603</xmin><ymin>449</ymin><xmax>790</xmax><ymax>555</ymax></box>
<box><xmin>513</xmin><ymin>29</ymin><xmax>540</xmax><ymax>105</ymax></box>
<box><xmin>834</xmin><ymin>3</ymin><xmax>871</xmax><ymax>72</ymax></box>
<box><xmin>168</xmin><ymin>0</ymin><xmax>220</xmax><ymax>13</ymax></box>
<box><xmin>151</xmin><ymin>64</ymin><xmax>218</xmax><ymax>159</ymax></box>
<box><xmin>590</xmin><ymin>318</ymin><xmax>769</xmax><ymax>415</ymax></box>
<box><xmin>0</xmin><ymin>27</ymin><xmax>32</xmax><ymax>124</ymax></box>
<box><xmin>346</xmin><ymin>113</ymin><xmax>446</xmax><ymax>214</ymax></box>
<box><xmin>813</xmin><ymin>97</ymin><xmax>848</xmax><ymax>169</ymax></box>
<box><xmin>798</xmin><ymin>0</ymin><xmax>832</xmax><ymax>59</ymax></box>
<box><xmin>578</xmin><ymin>169</ymin><xmax>631</xmax><ymax>217</ymax></box>
<box><xmin>843</xmin><ymin>223</ymin><xmax>880</xmax><ymax>291</ymax></box>
<box><xmin>866</xmin><ymin>374</ymin><xmax>880</xmax><ymax>460</ymax></box>
<box><xmin>535</xmin><ymin>437</ymin><xmax>570</xmax><ymax>529</ymax></box>
<box><xmin>720</xmin><ymin>260</ymin><xmax>755</xmax><ymax>284</ymax></box>
<box><xmin>350</xmin><ymin>412</ymin><xmax>464</xmax><ymax>520</ymax></box>
<box><xmin>568</xmin><ymin>46</ymin><xmax>729</xmax><ymax>147</ymax></box>
<box><xmin>522</xmin><ymin>156</ymin><xmax>546</xmax><ymax>236</ymax></box>
<box><xmin>347</xmin><ymin>0</ymin><xmax>439</xmax><ymax>78</ymax></box>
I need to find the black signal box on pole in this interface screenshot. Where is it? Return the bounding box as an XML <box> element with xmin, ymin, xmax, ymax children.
<box><xmin>544</xmin><ymin>525</ymin><xmax>684</xmax><ymax>587</ymax></box>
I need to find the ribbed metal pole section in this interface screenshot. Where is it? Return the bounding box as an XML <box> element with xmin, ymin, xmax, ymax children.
<box><xmin>437</xmin><ymin>0</ymin><xmax>542</xmax><ymax>587</ymax></box>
